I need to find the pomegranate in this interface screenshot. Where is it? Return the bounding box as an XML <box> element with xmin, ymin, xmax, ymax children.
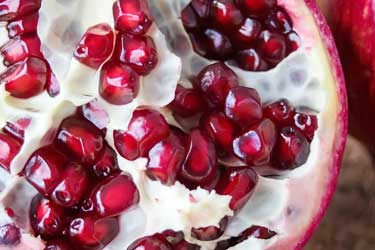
<box><xmin>0</xmin><ymin>0</ymin><xmax>347</xmax><ymax>250</ymax></box>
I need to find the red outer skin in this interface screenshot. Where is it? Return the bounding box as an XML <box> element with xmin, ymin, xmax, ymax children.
<box><xmin>317</xmin><ymin>0</ymin><xmax>375</xmax><ymax>157</ymax></box>
<box><xmin>282</xmin><ymin>1</ymin><xmax>348</xmax><ymax>250</ymax></box>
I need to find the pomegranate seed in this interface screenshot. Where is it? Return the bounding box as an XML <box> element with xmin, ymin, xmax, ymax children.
<box><xmin>168</xmin><ymin>84</ymin><xmax>206</xmax><ymax>117</ymax></box>
<box><xmin>0</xmin><ymin>0</ymin><xmax>41</xmax><ymax>21</ymax></box>
<box><xmin>146</xmin><ymin>133</ymin><xmax>186</xmax><ymax>185</ymax></box>
<box><xmin>114</xmin><ymin>34</ymin><xmax>158</xmax><ymax>75</ymax></box>
<box><xmin>188</xmin><ymin>32</ymin><xmax>210</xmax><ymax>58</ymax></box>
<box><xmin>263</xmin><ymin>99</ymin><xmax>295</xmax><ymax>126</ymax></box>
<box><xmin>0</xmin><ymin>224</ymin><xmax>20</xmax><ymax>245</ymax></box>
<box><xmin>191</xmin><ymin>0</ymin><xmax>211</xmax><ymax>19</ymax></box>
<box><xmin>265</xmin><ymin>8</ymin><xmax>293</xmax><ymax>34</ymax></box>
<box><xmin>211</xmin><ymin>0</ymin><xmax>244</xmax><ymax>29</ymax></box>
<box><xmin>235</xmin><ymin>48</ymin><xmax>267</xmax><ymax>71</ymax></box>
<box><xmin>29</xmin><ymin>194</ymin><xmax>65</xmax><ymax>237</ymax></box>
<box><xmin>200</xmin><ymin>111</ymin><xmax>236</xmax><ymax>153</ymax></box>
<box><xmin>43</xmin><ymin>240</ymin><xmax>74</xmax><ymax>250</ymax></box>
<box><xmin>235</xmin><ymin>0</ymin><xmax>276</xmax><ymax>15</ymax></box>
<box><xmin>233</xmin><ymin>119</ymin><xmax>276</xmax><ymax>165</ymax></box>
<box><xmin>91</xmin><ymin>174</ymin><xmax>139</xmax><ymax>217</ymax></box>
<box><xmin>225</xmin><ymin>86</ymin><xmax>263</xmax><ymax>126</ymax></box>
<box><xmin>273</xmin><ymin>126</ymin><xmax>310</xmax><ymax>170</ymax></box>
<box><xmin>128</xmin><ymin>235</ymin><xmax>173</xmax><ymax>250</ymax></box>
<box><xmin>233</xmin><ymin>18</ymin><xmax>262</xmax><ymax>49</ymax></box>
<box><xmin>0</xmin><ymin>34</ymin><xmax>42</xmax><ymax>66</ymax></box>
<box><xmin>0</xmin><ymin>132</ymin><xmax>21</xmax><ymax>171</ymax></box>
<box><xmin>0</xmin><ymin>57</ymin><xmax>48</xmax><ymax>99</ymax></box>
<box><xmin>114</xmin><ymin>107</ymin><xmax>170</xmax><ymax>160</ymax></box>
<box><xmin>5</xmin><ymin>207</ymin><xmax>15</xmax><ymax>217</ymax></box>
<box><xmin>113</xmin><ymin>0</ymin><xmax>153</xmax><ymax>35</ymax></box>
<box><xmin>181</xmin><ymin>4</ymin><xmax>199</xmax><ymax>31</ymax></box>
<box><xmin>293</xmin><ymin>113</ymin><xmax>318</xmax><ymax>141</ymax></box>
<box><xmin>191</xmin><ymin>217</ymin><xmax>228</xmax><ymax>241</ymax></box>
<box><xmin>99</xmin><ymin>60</ymin><xmax>140</xmax><ymax>105</ymax></box>
<box><xmin>203</xmin><ymin>28</ymin><xmax>234</xmax><ymax>59</ymax></box>
<box><xmin>216</xmin><ymin>168</ymin><xmax>258</xmax><ymax>211</ymax></box>
<box><xmin>74</xmin><ymin>23</ymin><xmax>115</xmax><ymax>69</ymax></box>
<box><xmin>258</xmin><ymin>30</ymin><xmax>287</xmax><ymax>64</ymax></box>
<box><xmin>178</xmin><ymin>129</ymin><xmax>218</xmax><ymax>189</ymax></box>
<box><xmin>56</xmin><ymin>116</ymin><xmax>104</xmax><ymax>164</ymax></box>
<box><xmin>23</xmin><ymin>146</ymin><xmax>67</xmax><ymax>196</ymax></box>
<box><xmin>79</xmin><ymin>99</ymin><xmax>110</xmax><ymax>130</ymax></box>
<box><xmin>197</xmin><ymin>62</ymin><xmax>239</xmax><ymax>106</ymax></box>
<box><xmin>2</xmin><ymin>120</ymin><xmax>27</xmax><ymax>142</ymax></box>
<box><xmin>92</xmin><ymin>143</ymin><xmax>119</xmax><ymax>178</ymax></box>
<box><xmin>286</xmin><ymin>31</ymin><xmax>301</xmax><ymax>52</ymax></box>
<box><xmin>68</xmin><ymin>216</ymin><xmax>119</xmax><ymax>250</ymax></box>
<box><xmin>51</xmin><ymin>162</ymin><xmax>89</xmax><ymax>208</ymax></box>
<box><xmin>6</xmin><ymin>12</ymin><xmax>39</xmax><ymax>38</ymax></box>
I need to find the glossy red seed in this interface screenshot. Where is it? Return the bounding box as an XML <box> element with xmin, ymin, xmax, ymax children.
<box><xmin>168</xmin><ymin>84</ymin><xmax>206</xmax><ymax>117</ymax></box>
<box><xmin>197</xmin><ymin>62</ymin><xmax>239</xmax><ymax>106</ymax></box>
<box><xmin>286</xmin><ymin>31</ymin><xmax>301</xmax><ymax>52</ymax></box>
<box><xmin>178</xmin><ymin>129</ymin><xmax>217</xmax><ymax>189</ymax></box>
<box><xmin>74</xmin><ymin>23</ymin><xmax>115</xmax><ymax>69</ymax></box>
<box><xmin>200</xmin><ymin>111</ymin><xmax>236</xmax><ymax>153</ymax></box>
<box><xmin>92</xmin><ymin>143</ymin><xmax>119</xmax><ymax>178</ymax></box>
<box><xmin>29</xmin><ymin>194</ymin><xmax>65</xmax><ymax>237</ymax></box>
<box><xmin>51</xmin><ymin>162</ymin><xmax>89</xmax><ymax>208</ymax></box>
<box><xmin>0</xmin><ymin>132</ymin><xmax>21</xmax><ymax>172</ymax></box>
<box><xmin>79</xmin><ymin>99</ymin><xmax>110</xmax><ymax>130</ymax></box>
<box><xmin>181</xmin><ymin>4</ymin><xmax>199</xmax><ymax>31</ymax></box>
<box><xmin>235</xmin><ymin>0</ymin><xmax>276</xmax><ymax>15</ymax></box>
<box><xmin>23</xmin><ymin>146</ymin><xmax>67</xmax><ymax>196</ymax></box>
<box><xmin>191</xmin><ymin>0</ymin><xmax>211</xmax><ymax>19</ymax></box>
<box><xmin>225</xmin><ymin>86</ymin><xmax>262</xmax><ymax>126</ymax></box>
<box><xmin>188</xmin><ymin>32</ymin><xmax>210</xmax><ymax>58</ymax></box>
<box><xmin>2</xmin><ymin>118</ymin><xmax>30</xmax><ymax>142</ymax></box>
<box><xmin>203</xmin><ymin>28</ymin><xmax>234</xmax><ymax>60</ymax></box>
<box><xmin>191</xmin><ymin>217</ymin><xmax>228</xmax><ymax>241</ymax></box>
<box><xmin>91</xmin><ymin>174</ymin><xmax>139</xmax><ymax>217</ymax></box>
<box><xmin>0</xmin><ymin>224</ymin><xmax>20</xmax><ymax>245</ymax></box>
<box><xmin>263</xmin><ymin>99</ymin><xmax>295</xmax><ymax>126</ymax></box>
<box><xmin>114</xmin><ymin>34</ymin><xmax>158</xmax><ymax>75</ymax></box>
<box><xmin>293</xmin><ymin>112</ymin><xmax>317</xmax><ymax>141</ymax></box>
<box><xmin>0</xmin><ymin>34</ymin><xmax>42</xmax><ymax>66</ymax></box>
<box><xmin>258</xmin><ymin>30</ymin><xmax>287</xmax><ymax>64</ymax></box>
<box><xmin>0</xmin><ymin>57</ymin><xmax>48</xmax><ymax>99</ymax></box>
<box><xmin>235</xmin><ymin>48</ymin><xmax>268</xmax><ymax>71</ymax></box>
<box><xmin>128</xmin><ymin>235</ymin><xmax>173</xmax><ymax>250</ymax></box>
<box><xmin>233</xmin><ymin>119</ymin><xmax>277</xmax><ymax>165</ymax></box>
<box><xmin>6</xmin><ymin>12</ymin><xmax>39</xmax><ymax>38</ymax></box>
<box><xmin>114</xmin><ymin>107</ymin><xmax>170</xmax><ymax>160</ymax></box>
<box><xmin>99</xmin><ymin>60</ymin><xmax>140</xmax><ymax>105</ymax></box>
<box><xmin>273</xmin><ymin>126</ymin><xmax>310</xmax><ymax>170</ymax></box>
<box><xmin>233</xmin><ymin>18</ymin><xmax>261</xmax><ymax>49</ymax></box>
<box><xmin>146</xmin><ymin>133</ymin><xmax>186</xmax><ymax>185</ymax></box>
<box><xmin>43</xmin><ymin>240</ymin><xmax>74</xmax><ymax>250</ymax></box>
<box><xmin>0</xmin><ymin>0</ymin><xmax>41</xmax><ymax>21</ymax></box>
<box><xmin>211</xmin><ymin>0</ymin><xmax>244</xmax><ymax>29</ymax></box>
<box><xmin>56</xmin><ymin>116</ymin><xmax>104</xmax><ymax>164</ymax></box>
<box><xmin>68</xmin><ymin>216</ymin><xmax>119</xmax><ymax>250</ymax></box>
<box><xmin>113</xmin><ymin>0</ymin><xmax>153</xmax><ymax>35</ymax></box>
<box><xmin>265</xmin><ymin>8</ymin><xmax>293</xmax><ymax>34</ymax></box>
<box><xmin>216</xmin><ymin>168</ymin><xmax>258</xmax><ymax>211</ymax></box>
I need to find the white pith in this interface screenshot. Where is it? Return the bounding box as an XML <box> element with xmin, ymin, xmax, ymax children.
<box><xmin>0</xmin><ymin>1</ymin><xmax>343</xmax><ymax>250</ymax></box>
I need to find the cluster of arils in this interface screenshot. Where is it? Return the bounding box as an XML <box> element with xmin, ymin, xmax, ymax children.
<box><xmin>74</xmin><ymin>0</ymin><xmax>158</xmax><ymax>105</ymax></box>
<box><xmin>181</xmin><ymin>0</ymin><xmax>301</xmax><ymax>71</ymax></box>
<box><xmin>0</xmin><ymin>0</ymin><xmax>60</xmax><ymax>98</ymax></box>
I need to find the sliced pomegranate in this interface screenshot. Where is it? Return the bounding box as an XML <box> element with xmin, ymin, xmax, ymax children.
<box><xmin>146</xmin><ymin>132</ymin><xmax>186</xmax><ymax>185</ymax></box>
<box><xmin>210</xmin><ymin>0</ymin><xmax>244</xmax><ymax>30</ymax></box>
<box><xmin>293</xmin><ymin>112</ymin><xmax>318</xmax><ymax>142</ymax></box>
<box><xmin>29</xmin><ymin>194</ymin><xmax>65</xmax><ymax>237</ymax></box>
<box><xmin>216</xmin><ymin>167</ymin><xmax>258</xmax><ymax>211</ymax></box>
<box><xmin>6</xmin><ymin>12</ymin><xmax>39</xmax><ymax>38</ymax></box>
<box><xmin>0</xmin><ymin>0</ymin><xmax>41</xmax><ymax>21</ymax></box>
<box><xmin>114</xmin><ymin>107</ymin><xmax>170</xmax><ymax>160</ymax></box>
<box><xmin>43</xmin><ymin>240</ymin><xmax>74</xmax><ymax>250</ymax></box>
<box><xmin>233</xmin><ymin>119</ymin><xmax>277</xmax><ymax>165</ymax></box>
<box><xmin>0</xmin><ymin>132</ymin><xmax>21</xmax><ymax>172</ymax></box>
<box><xmin>197</xmin><ymin>62</ymin><xmax>238</xmax><ymax>106</ymax></box>
<box><xmin>90</xmin><ymin>174</ymin><xmax>139</xmax><ymax>217</ymax></box>
<box><xmin>0</xmin><ymin>57</ymin><xmax>48</xmax><ymax>99</ymax></box>
<box><xmin>114</xmin><ymin>34</ymin><xmax>158</xmax><ymax>75</ymax></box>
<box><xmin>235</xmin><ymin>0</ymin><xmax>276</xmax><ymax>15</ymax></box>
<box><xmin>0</xmin><ymin>223</ymin><xmax>20</xmax><ymax>245</ymax></box>
<box><xmin>74</xmin><ymin>23</ymin><xmax>114</xmax><ymax>70</ymax></box>
<box><xmin>263</xmin><ymin>99</ymin><xmax>295</xmax><ymax>126</ymax></box>
<box><xmin>92</xmin><ymin>143</ymin><xmax>119</xmax><ymax>178</ymax></box>
<box><xmin>68</xmin><ymin>216</ymin><xmax>119</xmax><ymax>250</ymax></box>
<box><xmin>55</xmin><ymin>116</ymin><xmax>104</xmax><ymax>164</ymax></box>
<box><xmin>128</xmin><ymin>235</ymin><xmax>173</xmax><ymax>250</ymax></box>
<box><xmin>191</xmin><ymin>217</ymin><xmax>228</xmax><ymax>241</ymax></box>
<box><xmin>178</xmin><ymin>129</ymin><xmax>218</xmax><ymax>189</ymax></box>
<box><xmin>113</xmin><ymin>0</ymin><xmax>153</xmax><ymax>35</ymax></box>
<box><xmin>51</xmin><ymin>162</ymin><xmax>89</xmax><ymax>208</ymax></box>
<box><xmin>168</xmin><ymin>84</ymin><xmax>206</xmax><ymax>117</ymax></box>
<box><xmin>23</xmin><ymin>146</ymin><xmax>67</xmax><ymax>196</ymax></box>
<box><xmin>99</xmin><ymin>60</ymin><xmax>140</xmax><ymax>105</ymax></box>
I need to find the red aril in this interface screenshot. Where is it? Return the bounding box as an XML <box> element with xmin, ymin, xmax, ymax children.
<box><xmin>0</xmin><ymin>223</ymin><xmax>20</xmax><ymax>245</ymax></box>
<box><xmin>0</xmin><ymin>132</ymin><xmax>21</xmax><ymax>171</ymax></box>
<box><xmin>99</xmin><ymin>60</ymin><xmax>140</xmax><ymax>105</ymax></box>
<box><xmin>168</xmin><ymin>84</ymin><xmax>206</xmax><ymax>117</ymax></box>
<box><xmin>0</xmin><ymin>56</ymin><xmax>48</xmax><ymax>99</ymax></box>
<box><xmin>78</xmin><ymin>99</ymin><xmax>110</xmax><ymax>130</ymax></box>
<box><xmin>0</xmin><ymin>0</ymin><xmax>41</xmax><ymax>21</ymax></box>
<box><xmin>92</xmin><ymin>143</ymin><xmax>119</xmax><ymax>178</ymax></box>
<box><xmin>233</xmin><ymin>18</ymin><xmax>262</xmax><ymax>49</ymax></box>
<box><xmin>112</xmin><ymin>0</ymin><xmax>153</xmax><ymax>35</ymax></box>
<box><xmin>258</xmin><ymin>30</ymin><xmax>287</xmax><ymax>65</ymax></box>
<box><xmin>2</xmin><ymin>118</ymin><xmax>30</xmax><ymax>142</ymax></box>
<box><xmin>293</xmin><ymin>112</ymin><xmax>318</xmax><ymax>142</ymax></box>
<box><xmin>286</xmin><ymin>31</ymin><xmax>301</xmax><ymax>52</ymax></box>
<box><xmin>191</xmin><ymin>217</ymin><xmax>228</xmax><ymax>241</ymax></box>
<box><xmin>235</xmin><ymin>48</ymin><xmax>267</xmax><ymax>71</ymax></box>
<box><xmin>191</xmin><ymin>0</ymin><xmax>211</xmax><ymax>19</ymax></box>
<box><xmin>128</xmin><ymin>235</ymin><xmax>173</xmax><ymax>250</ymax></box>
<box><xmin>114</xmin><ymin>34</ymin><xmax>158</xmax><ymax>75</ymax></box>
<box><xmin>265</xmin><ymin>8</ymin><xmax>293</xmax><ymax>34</ymax></box>
<box><xmin>203</xmin><ymin>28</ymin><xmax>234</xmax><ymax>59</ymax></box>
<box><xmin>6</xmin><ymin>12</ymin><xmax>39</xmax><ymax>38</ymax></box>
<box><xmin>181</xmin><ymin>4</ymin><xmax>199</xmax><ymax>32</ymax></box>
<box><xmin>210</xmin><ymin>0</ymin><xmax>244</xmax><ymax>30</ymax></box>
<box><xmin>74</xmin><ymin>23</ymin><xmax>115</xmax><ymax>70</ymax></box>
<box><xmin>264</xmin><ymin>99</ymin><xmax>295</xmax><ymax>126</ymax></box>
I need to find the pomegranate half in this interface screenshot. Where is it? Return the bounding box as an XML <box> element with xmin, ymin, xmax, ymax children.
<box><xmin>0</xmin><ymin>1</ymin><xmax>347</xmax><ymax>250</ymax></box>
